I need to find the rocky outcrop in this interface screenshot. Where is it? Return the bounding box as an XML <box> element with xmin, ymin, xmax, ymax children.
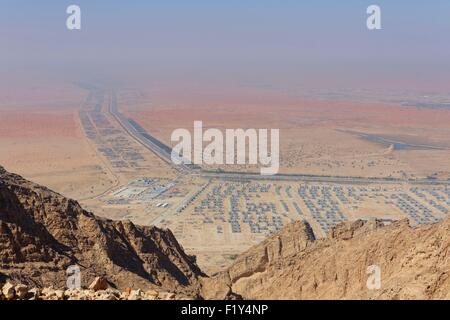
<box><xmin>202</xmin><ymin>218</ymin><xmax>450</xmax><ymax>300</ymax></box>
<box><xmin>201</xmin><ymin>220</ymin><xmax>316</xmax><ymax>299</ymax></box>
<box><xmin>0</xmin><ymin>166</ymin><xmax>205</xmax><ymax>296</ymax></box>
<box><xmin>0</xmin><ymin>281</ymin><xmax>190</xmax><ymax>300</ymax></box>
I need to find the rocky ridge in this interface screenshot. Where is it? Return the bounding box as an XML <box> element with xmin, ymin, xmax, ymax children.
<box><xmin>0</xmin><ymin>165</ymin><xmax>205</xmax><ymax>296</ymax></box>
<box><xmin>3</xmin><ymin>165</ymin><xmax>450</xmax><ymax>300</ymax></box>
<box><xmin>201</xmin><ymin>217</ymin><xmax>450</xmax><ymax>299</ymax></box>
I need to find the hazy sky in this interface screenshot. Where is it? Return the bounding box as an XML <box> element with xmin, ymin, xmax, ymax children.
<box><xmin>2</xmin><ymin>1</ymin><xmax>450</xmax><ymax>91</ymax></box>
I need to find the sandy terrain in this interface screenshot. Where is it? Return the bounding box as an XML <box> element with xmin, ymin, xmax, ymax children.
<box><xmin>2</xmin><ymin>83</ymin><xmax>450</xmax><ymax>275</ymax></box>
<box><xmin>0</xmin><ymin>84</ymin><xmax>115</xmax><ymax>199</ymax></box>
<box><xmin>0</xmin><ymin>84</ymin><xmax>179</xmax><ymax>202</ymax></box>
<box><xmin>97</xmin><ymin>174</ymin><xmax>449</xmax><ymax>274</ymax></box>
<box><xmin>122</xmin><ymin>86</ymin><xmax>450</xmax><ymax>179</ymax></box>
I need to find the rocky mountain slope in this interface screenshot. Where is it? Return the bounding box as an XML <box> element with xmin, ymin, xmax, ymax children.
<box><xmin>202</xmin><ymin>218</ymin><xmax>450</xmax><ymax>300</ymax></box>
<box><xmin>3</xmin><ymin>164</ymin><xmax>450</xmax><ymax>300</ymax></box>
<box><xmin>0</xmin><ymin>166</ymin><xmax>205</xmax><ymax>296</ymax></box>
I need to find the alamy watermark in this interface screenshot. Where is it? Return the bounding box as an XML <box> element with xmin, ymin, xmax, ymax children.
<box><xmin>66</xmin><ymin>265</ymin><xmax>81</xmax><ymax>289</ymax></box>
<box><xmin>366</xmin><ymin>265</ymin><xmax>381</xmax><ymax>290</ymax></box>
<box><xmin>367</xmin><ymin>5</ymin><xmax>381</xmax><ymax>30</ymax></box>
<box><xmin>66</xmin><ymin>5</ymin><xmax>81</xmax><ymax>30</ymax></box>
<box><xmin>171</xmin><ymin>121</ymin><xmax>279</xmax><ymax>175</ymax></box>
<box><xmin>66</xmin><ymin>4</ymin><xmax>381</xmax><ymax>31</ymax></box>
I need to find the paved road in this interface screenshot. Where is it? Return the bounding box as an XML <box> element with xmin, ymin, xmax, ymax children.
<box><xmin>199</xmin><ymin>170</ymin><xmax>450</xmax><ymax>185</ymax></box>
<box><xmin>108</xmin><ymin>92</ymin><xmax>192</xmax><ymax>172</ymax></box>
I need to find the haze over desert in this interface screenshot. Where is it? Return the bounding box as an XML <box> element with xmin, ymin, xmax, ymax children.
<box><xmin>2</xmin><ymin>81</ymin><xmax>450</xmax><ymax>276</ymax></box>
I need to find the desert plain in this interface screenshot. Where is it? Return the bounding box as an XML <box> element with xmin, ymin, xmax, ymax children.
<box><xmin>1</xmin><ymin>82</ymin><xmax>450</xmax><ymax>274</ymax></box>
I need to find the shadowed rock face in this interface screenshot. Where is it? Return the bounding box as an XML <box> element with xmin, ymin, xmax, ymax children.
<box><xmin>202</xmin><ymin>216</ymin><xmax>450</xmax><ymax>300</ymax></box>
<box><xmin>0</xmin><ymin>166</ymin><xmax>205</xmax><ymax>295</ymax></box>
